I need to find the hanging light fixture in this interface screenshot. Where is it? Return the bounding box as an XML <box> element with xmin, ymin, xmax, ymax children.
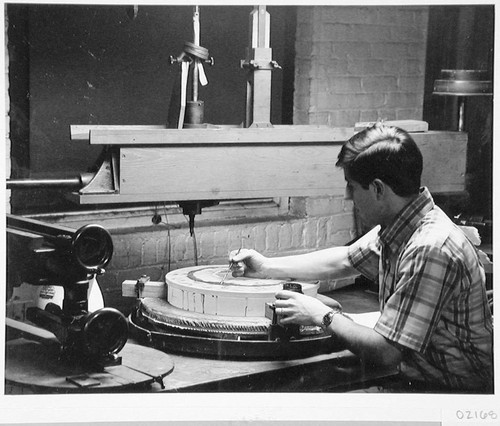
<box><xmin>433</xmin><ymin>69</ymin><xmax>492</xmax><ymax>131</ymax></box>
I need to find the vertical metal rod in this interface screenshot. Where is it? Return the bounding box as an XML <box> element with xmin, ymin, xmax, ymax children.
<box><xmin>245</xmin><ymin>80</ymin><xmax>253</xmax><ymax>128</ymax></box>
<box><xmin>257</xmin><ymin>5</ymin><xmax>269</xmax><ymax>48</ymax></box>
<box><xmin>192</xmin><ymin>6</ymin><xmax>200</xmax><ymax>102</ymax></box>
<box><xmin>458</xmin><ymin>96</ymin><xmax>466</xmax><ymax>131</ymax></box>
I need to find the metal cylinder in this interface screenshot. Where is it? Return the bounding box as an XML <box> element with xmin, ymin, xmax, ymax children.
<box><xmin>6</xmin><ymin>173</ymin><xmax>94</xmax><ymax>189</ymax></box>
<box><xmin>433</xmin><ymin>69</ymin><xmax>493</xmax><ymax>96</ymax></box>
<box><xmin>281</xmin><ymin>282</ymin><xmax>303</xmax><ymax>339</ymax></box>
<box><xmin>6</xmin><ymin>177</ymin><xmax>81</xmax><ymax>188</ymax></box>
<box><xmin>83</xmin><ymin>307</ymin><xmax>129</xmax><ymax>357</ymax></box>
<box><xmin>184</xmin><ymin>100</ymin><xmax>204</xmax><ymax>126</ymax></box>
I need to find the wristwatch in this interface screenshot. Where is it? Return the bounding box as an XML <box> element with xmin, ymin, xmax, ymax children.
<box><xmin>321</xmin><ymin>309</ymin><xmax>342</xmax><ymax>330</ymax></box>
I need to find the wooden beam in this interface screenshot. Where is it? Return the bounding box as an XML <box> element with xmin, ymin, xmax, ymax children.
<box><xmin>122</xmin><ymin>280</ymin><xmax>166</xmax><ymax>299</ymax></box>
<box><xmin>354</xmin><ymin>120</ymin><xmax>429</xmax><ymax>133</ymax></box>
<box><xmin>88</xmin><ymin>126</ymin><xmax>354</xmax><ymax>145</ymax></box>
<box><xmin>118</xmin><ymin>143</ymin><xmax>346</xmax><ymax>201</ymax></box>
<box><xmin>70</xmin><ymin>124</ymin><xmax>167</xmax><ymax>141</ymax></box>
<box><xmin>73</xmin><ymin>129</ymin><xmax>467</xmax><ymax>204</ymax></box>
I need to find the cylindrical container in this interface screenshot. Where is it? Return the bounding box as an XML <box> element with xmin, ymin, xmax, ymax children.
<box><xmin>280</xmin><ymin>282</ymin><xmax>303</xmax><ymax>339</ymax></box>
<box><xmin>184</xmin><ymin>100</ymin><xmax>204</xmax><ymax>126</ymax></box>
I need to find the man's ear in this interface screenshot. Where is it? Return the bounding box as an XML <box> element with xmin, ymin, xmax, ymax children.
<box><xmin>371</xmin><ymin>179</ymin><xmax>385</xmax><ymax>198</ymax></box>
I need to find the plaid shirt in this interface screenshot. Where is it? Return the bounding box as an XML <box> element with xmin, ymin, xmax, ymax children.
<box><xmin>348</xmin><ymin>187</ymin><xmax>493</xmax><ymax>391</ymax></box>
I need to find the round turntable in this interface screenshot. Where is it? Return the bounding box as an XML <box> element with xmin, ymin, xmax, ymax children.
<box><xmin>129</xmin><ymin>265</ymin><xmax>340</xmax><ymax>360</ymax></box>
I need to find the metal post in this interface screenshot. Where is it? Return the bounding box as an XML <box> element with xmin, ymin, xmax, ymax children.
<box><xmin>192</xmin><ymin>6</ymin><xmax>200</xmax><ymax>102</ymax></box>
<box><xmin>242</xmin><ymin>5</ymin><xmax>278</xmax><ymax>128</ymax></box>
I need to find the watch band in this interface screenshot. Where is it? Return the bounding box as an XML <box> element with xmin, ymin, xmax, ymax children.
<box><xmin>321</xmin><ymin>309</ymin><xmax>342</xmax><ymax>330</ymax></box>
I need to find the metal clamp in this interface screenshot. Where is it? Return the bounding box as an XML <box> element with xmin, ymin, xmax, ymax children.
<box><xmin>135</xmin><ymin>275</ymin><xmax>150</xmax><ymax>299</ymax></box>
<box><xmin>240</xmin><ymin>59</ymin><xmax>281</xmax><ymax>70</ymax></box>
<box><xmin>169</xmin><ymin>42</ymin><xmax>214</xmax><ymax>66</ymax></box>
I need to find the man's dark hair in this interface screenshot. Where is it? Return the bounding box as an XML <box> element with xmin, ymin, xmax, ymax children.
<box><xmin>336</xmin><ymin>123</ymin><xmax>423</xmax><ymax>197</ymax></box>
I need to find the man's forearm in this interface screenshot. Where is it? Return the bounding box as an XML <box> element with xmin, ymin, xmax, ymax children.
<box><xmin>263</xmin><ymin>246</ymin><xmax>358</xmax><ymax>281</ymax></box>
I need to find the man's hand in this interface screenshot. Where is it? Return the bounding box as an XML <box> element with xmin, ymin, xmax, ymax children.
<box><xmin>229</xmin><ymin>249</ymin><xmax>269</xmax><ymax>279</ymax></box>
<box><xmin>274</xmin><ymin>290</ymin><xmax>342</xmax><ymax>327</ymax></box>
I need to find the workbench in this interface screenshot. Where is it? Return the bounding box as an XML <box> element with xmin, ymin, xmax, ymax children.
<box><xmin>150</xmin><ymin>347</ymin><xmax>396</xmax><ymax>392</ymax></box>
<box><xmin>5</xmin><ymin>337</ymin><xmax>396</xmax><ymax>394</ymax></box>
<box><xmin>6</xmin><ymin>282</ymin><xmax>398</xmax><ymax>394</ymax></box>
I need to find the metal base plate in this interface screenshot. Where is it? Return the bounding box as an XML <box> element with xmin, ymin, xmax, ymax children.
<box><xmin>129</xmin><ymin>310</ymin><xmax>341</xmax><ymax>360</ymax></box>
<box><xmin>5</xmin><ymin>338</ymin><xmax>174</xmax><ymax>394</ymax></box>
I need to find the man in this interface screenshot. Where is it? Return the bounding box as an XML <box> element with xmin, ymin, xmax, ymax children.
<box><xmin>230</xmin><ymin>123</ymin><xmax>493</xmax><ymax>393</ymax></box>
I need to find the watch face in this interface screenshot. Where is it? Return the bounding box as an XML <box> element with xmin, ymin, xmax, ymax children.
<box><xmin>322</xmin><ymin>311</ymin><xmax>334</xmax><ymax>327</ymax></box>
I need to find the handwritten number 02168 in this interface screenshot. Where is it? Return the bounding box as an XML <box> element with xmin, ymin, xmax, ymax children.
<box><xmin>455</xmin><ymin>410</ymin><xmax>498</xmax><ymax>421</ymax></box>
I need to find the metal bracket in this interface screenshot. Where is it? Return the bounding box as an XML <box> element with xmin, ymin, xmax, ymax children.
<box><xmin>79</xmin><ymin>149</ymin><xmax>119</xmax><ymax>195</ymax></box>
<box><xmin>240</xmin><ymin>59</ymin><xmax>281</xmax><ymax>70</ymax></box>
<box><xmin>135</xmin><ymin>275</ymin><xmax>150</xmax><ymax>299</ymax></box>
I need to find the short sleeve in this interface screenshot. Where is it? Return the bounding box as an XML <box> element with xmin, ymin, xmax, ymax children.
<box><xmin>347</xmin><ymin>225</ymin><xmax>381</xmax><ymax>283</ymax></box>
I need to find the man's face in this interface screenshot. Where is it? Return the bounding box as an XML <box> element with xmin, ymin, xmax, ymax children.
<box><xmin>344</xmin><ymin>171</ymin><xmax>380</xmax><ymax>229</ymax></box>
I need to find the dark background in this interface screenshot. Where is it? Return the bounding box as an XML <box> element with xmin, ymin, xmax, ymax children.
<box><xmin>423</xmin><ymin>5</ymin><xmax>494</xmax><ymax>222</ymax></box>
<box><xmin>7</xmin><ymin>5</ymin><xmax>296</xmax><ymax>213</ymax></box>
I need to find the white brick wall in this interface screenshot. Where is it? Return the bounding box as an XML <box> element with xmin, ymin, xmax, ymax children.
<box><xmin>294</xmin><ymin>6</ymin><xmax>429</xmax><ymax>126</ymax></box>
